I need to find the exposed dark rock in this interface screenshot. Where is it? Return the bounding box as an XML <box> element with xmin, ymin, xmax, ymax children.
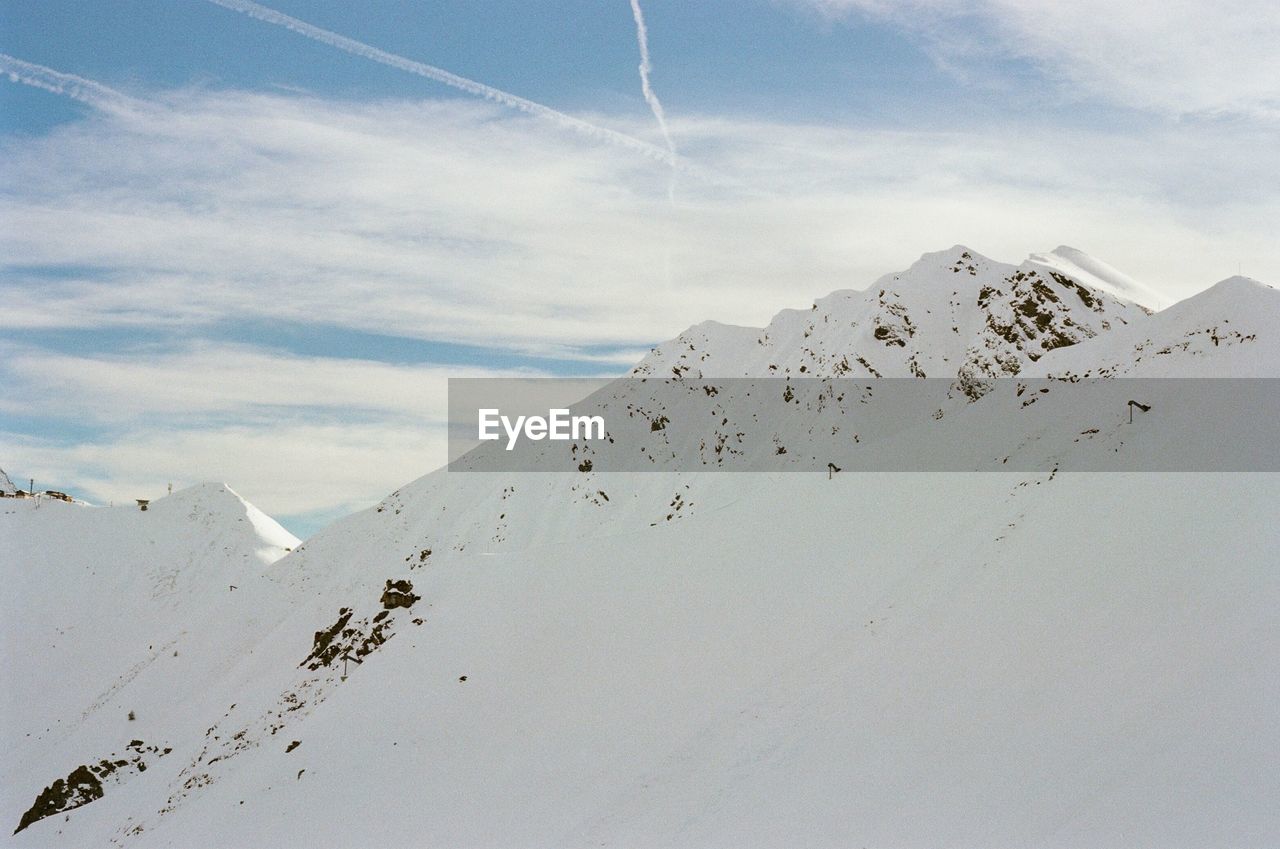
<box><xmin>381</xmin><ymin>580</ymin><xmax>419</xmax><ymax>610</ymax></box>
<box><xmin>1048</xmin><ymin>271</ymin><xmax>1101</xmax><ymax>311</ymax></box>
<box><xmin>303</xmin><ymin>591</ymin><xmax>411</xmax><ymax>671</ymax></box>
<box><xmin>14</xmin><ymin>766</ymin><xmax>102</xmax><ymax>834</ymax></box>
<box><xmin>303</xmin><ymin>608</ymin><xmax>353</xmax><ymax>668</ymax></box>
<box><xmin>14</xmin><ymin>742</ymin><xmax>170</xmax><ymax>834</ymax></box>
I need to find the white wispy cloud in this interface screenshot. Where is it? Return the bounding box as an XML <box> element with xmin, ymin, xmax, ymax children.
<box><xmin>797</xmin><ymin>0</ymin><xmax>1280</xmax><ymax>119</ymax></box>
<box><xmin>0</xmin><ymin>342</ymin><xmax>503</xmax><ymax>422</ymax></box>
<box><xmin>2</xmin><ymin>88</ymin><xmax>1275</xmax><ymax>351</ymax></box>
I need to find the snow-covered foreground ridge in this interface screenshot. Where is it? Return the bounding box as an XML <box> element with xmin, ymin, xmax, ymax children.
<box><xmin>2</xmin><ymin>245</ymin><xmax>1278</xmax><ymax>848</ymax></box>
<box><xmin>1</xmin><ymin>485</ymin><xmax>298</xmax><ymax>797</ymax></box>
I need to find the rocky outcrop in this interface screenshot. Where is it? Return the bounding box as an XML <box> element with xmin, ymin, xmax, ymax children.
<box><xmin>14</xmin><ymin>741</ymin><xmax>170</xmax><ymax>834</ymax></box>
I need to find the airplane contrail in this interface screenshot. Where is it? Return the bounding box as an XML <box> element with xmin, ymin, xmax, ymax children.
<box><xmin>627</xmin><ymin>0</ymin><xmax>678</xmax><ymax>290</ymax></box>
<box><xmin>0</xmin><ymin>53</ymin><xmax>136</xmax><ymax>111</ymax></box>
<box><xmin>203</xmin><ymin>0</ymin><xmax>691</xmax><ymax>172</ymax></box>
<box><xmin>628</xmin><ymin>0</ymin><xmax>676</xmax><ymax>165</ymax></box>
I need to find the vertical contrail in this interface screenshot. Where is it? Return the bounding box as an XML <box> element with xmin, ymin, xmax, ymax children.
<box><xmin>628</xmin><ymin>0</ymin><xmax>675</xmax><ymax>159</ymax></box>
<box><xmin>628</xmin><ymin>0</ymin><xmax>678</xmax><ymax>293</ymax></box>
<box><xmin>0</xmin><ymin>53</ymin><xmax>135</xmax><ymax>112</ymax></box>
<box><xmin>628</xmin><ymin>0</ymin><xmax>677</xmax><ymax>202</ymax></box>
<box><xmin>203</xmin><ymin>0</ymin><xmax>690</xmax><ymax>171</ymax></box>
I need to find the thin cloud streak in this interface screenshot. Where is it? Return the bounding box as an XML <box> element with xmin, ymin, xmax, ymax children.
<box><xmin>629</xmin><ymin>0</ymin><xmax>677</xmax><ymax>201</ymax></box>
<box><xmin>2</xmin><ymin>343</ymin><xmax>454</xmax><ymax>422</ymax></box>
<box><xmin>0</xmin><ymin>52</ymin><xmax>138</xmax><ymax>112</ymax></box>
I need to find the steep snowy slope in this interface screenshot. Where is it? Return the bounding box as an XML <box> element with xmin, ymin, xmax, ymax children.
<box><xmin>4</xmin><ymin>247</ymin><xmax>1277</xmax><ymax>848</ymax></box>
<box><xmin>0</xmin><ymin>484</ymin><xmax>298</xmax><ymax>836</ymax></box>
<box><xmin>81</xmin><ymin>473</ymin><xmax>1279</xmax><ymax>849</ymax></box>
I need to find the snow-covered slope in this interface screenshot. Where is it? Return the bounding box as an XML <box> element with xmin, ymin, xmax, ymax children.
<box><xmin>4</xmin><ymin>247</ymin><xmax>1277</xmax><ymax>848</ymax></box>
<box><xmin>1</xmin><ymin>484</ymin><xmax>298</xmax><ymax>837</ymax></box>
<box><xmin>1026</xmin><ymin>275</ymin><xmax>1278</xmax><ymax>378</ymax></box>
<box><xmin>89</xmin><ymin>473</ymin><xmax>1279</xmax><ymax>849</ymax></box>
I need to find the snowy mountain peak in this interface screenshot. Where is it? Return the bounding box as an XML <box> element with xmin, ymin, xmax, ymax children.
<box><xmin>1</xmin><ymin>477</ymin><xmax>302</xmax><ymax>835</ymax></box>
<box><xmin>1204</xmin><ymin>274</ymin><xmax>1274</xmax><ymax>297</ymax></box>
<box><xmin>137</xmin><ymin>482</ymin><xmax>300</xmax><ymax>561</ymax></box>
<box><xmin>888</xmin><ymin>243</ymin><xmax>998</xmax><ymax>279</ymax></box>
<box><xmin>634</xmin><ymin>245</ymin><xmax>1152</xmax><ymax>386</ymax></box>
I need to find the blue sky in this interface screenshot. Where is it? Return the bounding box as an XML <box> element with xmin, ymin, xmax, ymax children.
<box><xmin>2</xmin><ymin>0</ymin><xmax>1278</xmax><ymax>536</ymax></box>
<box><xmin>2</xmin><ymin>1</ymin><xmax>1021</xmax><ymax>130</ymax></box>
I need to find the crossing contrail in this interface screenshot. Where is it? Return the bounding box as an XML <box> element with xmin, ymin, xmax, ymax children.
<box><xmin>203</xmin><ymin>0</ymin><xmax>692</xmax><ymax>172</ymax></box>
<box><xmin>0</xmin><ymin>53</ymin><xmax>136</xmax><ymax>112</ymax></box>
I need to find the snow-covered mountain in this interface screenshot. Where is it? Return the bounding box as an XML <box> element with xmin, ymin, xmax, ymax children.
<box><xmin>3</xmin><ymin>247</ymin><xmax>1277</xmax><ymax>848</ymax></box>
<box><xmin>1</xmin><ymin>484</ymin><xmax>298</xmax><ymax>837</ymax></box>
